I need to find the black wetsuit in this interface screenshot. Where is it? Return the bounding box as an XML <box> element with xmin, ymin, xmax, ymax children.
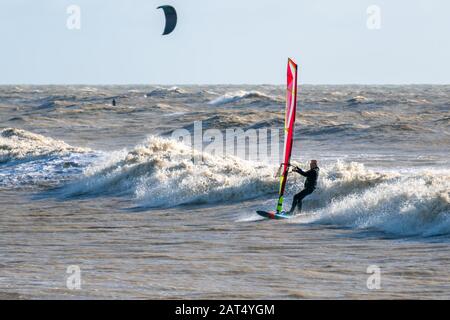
<box><xmin>289</xmin><ymin>167</ymin><xmax>319</xmax><ymax>213</ymax></box>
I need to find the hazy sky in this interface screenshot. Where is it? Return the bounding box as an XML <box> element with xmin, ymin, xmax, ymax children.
<box><xmin>0</xmin><ymin>0</ymin><xmax>449</xmax><ymax>84</ymax></box>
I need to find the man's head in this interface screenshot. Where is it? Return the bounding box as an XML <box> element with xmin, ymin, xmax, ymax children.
<box><xmin>310</xmin><ymin>160</ymin><xmax>318</xmax><ymax>169</ymax></box>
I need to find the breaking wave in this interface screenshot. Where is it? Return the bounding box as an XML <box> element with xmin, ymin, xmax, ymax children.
<box><xmin>1</xmin><ymin>127</ymin><xmax>448</xmax><ymax>238</ymax></box>
<box><xmin>51</xmin><ymin>135</ymin><xmax>450</xmax><ymax>237</ymax></box>
<box><xmin>296</xmin><ymin>163</ymin><xmax>450</xmax><ymax>237</ymax></box>
<box><xmin>0</xmin><ymin>128</ymin><xmax>95</xmax><ymax>187</ymax></box>
<box><xmin>145</xmin><ymin>87</ymin><xmax>187</xmax><ymax>98</ymax></box>
<box><xmin>59</xmin><ymin>136</ymin><xmax>277</xmax><ymax>206</ymax></box>
<box><xmin>347</xmin><ymin>95</ymin><xmax>370</xmax><ymax>105</ymax></box>
<box><xmin>0</xmin><ymin>128</ymin><xmax>89</xmax><ymax>163</ymax></box>
<box><xmin>208</xmin><ymin>91</ymin><xmax>282</xmax><ymax>106</ymax></box>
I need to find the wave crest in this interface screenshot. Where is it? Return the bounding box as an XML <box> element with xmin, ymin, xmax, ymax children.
<box><xmin>44</xmin><ymin>135</ymin><xmax>450</xmax><ymax>238</ymax></box>
<box><xmin>61</xmin><ymin>136</ymin><xmax>277</xmax><ymax>206</ymax></box>
<box><xmin>303</xmin><ymin>164</ymin><xmax>450</xmax><ymax>237</ymax></box>
<box><xmin>145</xmin><ymin>87</ymin><xmax>186</xmax><ymax>98</ymax></box>
<box><xmin>0</xmin><ymin>128</ymin><xmax>89</xmax><ymax>163</ymax></box>
<box><xmin>208</xmin><ymin>91</ymin><xmax>282</xmax><ymax>106</ymax></box>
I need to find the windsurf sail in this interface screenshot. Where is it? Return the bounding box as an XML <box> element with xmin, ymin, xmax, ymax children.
<box><xmin>276</xmin><ymin>58</ymin><xmax>298</xmax><ymax>213</ymax></box>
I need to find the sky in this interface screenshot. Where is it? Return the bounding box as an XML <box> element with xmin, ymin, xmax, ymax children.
<box><xmin>0</xmin><ymin>0</ymin><xmax>449</xmax><ymax>84</ymax></box>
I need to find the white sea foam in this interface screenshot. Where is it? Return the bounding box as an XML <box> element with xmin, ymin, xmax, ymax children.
<box><xmin>61</xmin><ymin>135</ymin><xmax>277</xmax><ymax>204</ymax></box>
<box><xmin>208</xmin><ymin>91</ymin><xmax>281</xmax><ymax>106</ymax></box>
<box><xmin>0</xmin><ymin>128</ymin><xmax>90</xmax><ymax>163</ymax></box>
<box><xmin>2</xmin><ymin>127</ymin><xmax>448</xmax><ymax>238</ymax></box>
<box><xmin>294</xmin><ymin>163</ymin><xmax>450</xmax><ymax>237</ymax></box>
<box><xmin>56</xmin><ymin>136</ymin><xmax>450</xmax><ymax>237</ymax></box>
<box><xmin>145</xmin><ymin>86</ymin><xmax>186</xmax><ymax>97</ymax></box>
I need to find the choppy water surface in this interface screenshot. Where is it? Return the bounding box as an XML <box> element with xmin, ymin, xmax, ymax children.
<box><xmin>0</xmin><ymin>85</ymin><xmax>449</xmax><ymax>299</ymax></box>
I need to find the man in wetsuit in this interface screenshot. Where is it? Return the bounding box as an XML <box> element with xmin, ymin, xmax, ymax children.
<box><xmin>288</xmin><ymin>160</ymin><xmax>319</xmax><ymax>214</ymax></box>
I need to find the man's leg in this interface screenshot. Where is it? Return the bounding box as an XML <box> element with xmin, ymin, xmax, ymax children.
<box><xmin>289</xmin><ymin>189</ymin><xmax>313</xmax><ymax>214</ymax></box>
<box><xmin>289</xmin><ymin>192</ymin><xmax>301</xmax><ymax>214</ymax></box>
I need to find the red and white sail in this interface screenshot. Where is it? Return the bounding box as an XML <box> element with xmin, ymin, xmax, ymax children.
<box><xmin>276</xmin><ymin>58</ymin><xmax>298</xmax><ymax>213</ymax></box>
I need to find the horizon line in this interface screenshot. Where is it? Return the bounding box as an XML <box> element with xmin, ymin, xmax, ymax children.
<box><xmin>1</xmin><ymin>83</ymin><xmax>449</xmax><ymax>86</ymax></box>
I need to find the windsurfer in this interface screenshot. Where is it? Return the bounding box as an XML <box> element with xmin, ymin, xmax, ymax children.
<box><xmin>288</xmin><ymin>160</ymin><xmax>319</xmax><ymax>214</ymax></box>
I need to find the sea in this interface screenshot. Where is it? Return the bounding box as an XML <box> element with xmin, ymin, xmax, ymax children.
<box><xmin>0</xmin><ymin>84</ymin><xmax>449</xmax><ymax>299</ymax></box>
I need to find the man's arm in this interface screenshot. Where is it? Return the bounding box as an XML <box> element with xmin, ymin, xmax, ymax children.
<box><xmin>293</xmin><ymin>167</ymin><xmax>315</xmax><ymax>178</ymax></box>
<box><xmin>293</xmin><ymin>166</ymin><xmax>308</xmax><ymax>177</ymax></box>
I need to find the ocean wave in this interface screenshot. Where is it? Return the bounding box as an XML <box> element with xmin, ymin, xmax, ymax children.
<box><xmin>0</xmin><ymin>152</ymin><xmax>97</xmax><ymax>188</ymax></box>
<box><xmin>295</xmin><ymin>163</ymin><xmax>450</xmax><ymax>237</ymax></box>
<box><xmin>35</xmin><ymin>100</ymin><xmax>73</xmax><ymax>110</ymax></box>
<box><xmin>80</xmin><ymin>87</ymin><xmax>99</xmax><ymax>93</ymax></box>
<box><xmin>11</xmin><ymin>131</ymin><xmax>446</xmax><ymax>238</ymax></box>
<box><xmin>296</xmin><ymin>122</ymin><xmax>435</xmax><ymax>138</ymax></box>
<box><xmin>145</xmin><ymin>87</ymin><xmax>186</xmax><ymax>98</ymax></box>
<box><xmin>56</xmin><ymin>136</ymin><xmax>449</xmax><ymax>239</ymax></box>
<box><xmin>347</xmin><ymin>95</ymin><xmax>370</xmax><ymax>105</ymax></box>
<box><xmin>208</xmin><ymin>91</ymin><xmax>282</xmax><ymax>106</ymax></box>
<box><xmin>0</xmin><ymin>128</ymin><xmax>89</xmax><ymax>163</ymax></box>
<box><xmin>298</xmin><ymin>123</ymin><xmax>370</xmax><ymax>137</ymax></box>
<box><xmin>435</xmin><ymin>117</ymin><xmax>450</xmax><ymax>124</ymax></box>
<box><xmin>59</xmin><ymin>136</ymin><xmax>277</xmax><ymax>205</ymax></box>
